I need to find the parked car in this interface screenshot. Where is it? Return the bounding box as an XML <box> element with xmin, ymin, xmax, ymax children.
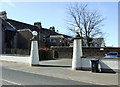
<box><xmin>105</xmin><ymin>52</ymin><xmax>120</xmax><ymax>58</ymax></box>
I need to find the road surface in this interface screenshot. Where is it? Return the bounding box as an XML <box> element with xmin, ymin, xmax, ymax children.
<box><xmin>2</xmin><ymin>67</ymin><xmax>95</xmax><ymax>85</ymax></box>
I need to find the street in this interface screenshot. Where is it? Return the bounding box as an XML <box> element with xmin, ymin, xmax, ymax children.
<box><xmin>2</xmin><ymin>67</ymin><xmax>94</xmax><ymax>85</ymax></box>
<box><xmin>0</xmin><ymin>59</ymin><xmax>118</xmax><ymax>87</ymax></box>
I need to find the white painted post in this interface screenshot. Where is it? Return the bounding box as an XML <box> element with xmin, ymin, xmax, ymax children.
<box><xmin>29</xmin><ymin>31</ymin><xmax>39</xmax><ymax>66</ymax></box>
<box><xmin>72</xmin><ymin>27</ymin><xmax>83</xmax><ymax>70</ymax></box>
<box><xmin>72</xmin><ymin>38</ymin><xmax>82</xmax><ymax>70</ymax></box>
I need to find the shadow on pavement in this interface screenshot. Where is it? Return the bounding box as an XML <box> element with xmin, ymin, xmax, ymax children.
<box><xmin>32</xmin><ymin>64</ymin><xmax>71</xmax><ymax>68</ymax></box>
<box><xmin>1</xmin><ymin>85</ymin><xmax>119</xmax><ymax>87</ymax></box>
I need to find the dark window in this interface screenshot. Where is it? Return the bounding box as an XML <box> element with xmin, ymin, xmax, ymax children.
<box><xmin>43</xmin><ymin>38</ymin><xmax>46</xmax><ymax>42</ymax></box>
<box><xmin>50</xmin><ymin>38</ymin><xmax>56</xmax><ymax>42</ymax></box>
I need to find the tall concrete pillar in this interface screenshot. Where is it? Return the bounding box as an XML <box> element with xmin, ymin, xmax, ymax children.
<box><xmin>0</xmin><ymin>18</ymin><xmax>2</xmax><ymax>54</ymax></box>
<box><xmin>29</xmin><ymin>31</ymin><xmax>39</xmax><ymax>66</ymax></box>
<box><xmin>72</xmin><ymin>37</ymin><xmax>83</xmax><ymax>70</ymax></box>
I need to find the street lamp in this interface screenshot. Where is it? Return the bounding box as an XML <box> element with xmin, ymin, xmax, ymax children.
<box><xmin>75</xmin><ymin>27</ymin><xmax>80</xmax><ymax>33</ymax></box>
<box><xmin>31</xmin><ymin>31</ymin><xmax>38</xmax><ymax>41</ymax></box>
<box><xmin>75</xmin><ymin>27</ymin><xmax>81</xmax><ymax>38</ymax></box>
<box><xmin>32</xmin><ymin>31</ymin><xmax>38</xmax><ymax>36</ymax></box>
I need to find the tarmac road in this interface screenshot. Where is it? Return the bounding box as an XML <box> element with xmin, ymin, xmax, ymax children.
<box><xmin>2</xmin><ymin>67</ymin><xmax>94</xmax><ymax>85</ymax></box>
<box><xmin>0</xmin><ymin>59</ymin><xmax>119</xmax><ymax>87</ymax></box>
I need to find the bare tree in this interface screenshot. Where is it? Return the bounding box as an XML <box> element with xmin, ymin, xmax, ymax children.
<box><xmin>66</xmin><ymin>3</ymin><xmax>105</xmax><ymax>46</ymax></box>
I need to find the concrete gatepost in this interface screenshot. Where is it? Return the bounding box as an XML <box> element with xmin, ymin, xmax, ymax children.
<box><xmin>29</xmin><ymin>31</ymin><xmax>39</xmax><ymax>66</ymax></box>
<box><xmin>72</xmin><ymin>27</ymin><xmax>83</xmax><ymax>70</ymax></box>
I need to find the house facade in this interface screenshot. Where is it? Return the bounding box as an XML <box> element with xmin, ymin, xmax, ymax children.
<box><xmin>83</xmin><ymin>38</ymin><xmax>105</xmax><ymax>47</ymax></box>
<box><xmin>0</xmin><ymin>11</ymin><xmax>17</xmax><ymax>54</ymax></box>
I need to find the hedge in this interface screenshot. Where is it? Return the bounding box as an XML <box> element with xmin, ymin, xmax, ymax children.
<box><xmin>39</xmin><ymin>50</ymin><xmax>54</xmax><ymax>60</ymax></box>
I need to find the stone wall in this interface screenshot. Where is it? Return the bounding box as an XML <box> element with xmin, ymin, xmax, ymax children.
<box><xmin>52</xmin><ymin>47</ymin><xmax>73</xmax><ymax>58</ymax></box>
<box><xmin>51</xmin><ymin>47</ymin><xmax>120</xmax><ymax>58</ymax></box>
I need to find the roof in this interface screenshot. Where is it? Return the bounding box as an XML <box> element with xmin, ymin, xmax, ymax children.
<box><xmin>6</xmin><ymin>19</ymin><xmax>40</xmax><ymax>32</ymax></box>
<box><xmin>50</xmin><ymin>35</ymin><xmax>64</xmax><ymax>38</ymax></box>
<box><xmin>0</xmin><ymin>17</ymin><xmax>16</xmax><ymax>32</ymax></box>
<box><xmin>6</xmin><ymin>18</ymin><xmax>72</xmax><ymax>38</ymax></box>
<box><xmin>92</xmin><ymin>38</ymin><xmax>104</xmax><ymax>44</ymax></box>
<box><xmin>61</xmin><ymin>34</ymin><xmax>72</xmax><ymax>38</ymax></box>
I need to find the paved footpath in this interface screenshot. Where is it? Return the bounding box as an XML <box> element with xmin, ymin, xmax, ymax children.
<box><xmin>0</xmin><ymin>59</ymin><xmax>119</xmax><ymax>86</ymax></box>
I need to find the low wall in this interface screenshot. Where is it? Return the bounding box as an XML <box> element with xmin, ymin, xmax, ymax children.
<box><xmin>0</xmin><ymin>55</ymin><xmax>30</xmax><ymax>64</ymax></box>
<box><xmin>81</xmin><ymin>57</ymin><xmax>119</xmax><ymax>73</ymax></box>
<box><xmin>51</xmin><ymin>47</ymin><xmax>120</xmax><ymax>58</ymax></box>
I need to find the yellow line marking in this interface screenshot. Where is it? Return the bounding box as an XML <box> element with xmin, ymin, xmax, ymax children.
<box><xmin>2</xmin><ymin>79</ymin><xmax>21</xmax><ymax>85</ymax></box>
<box><xmin>3</xmin><ymin>67</ymin><xmax>106</xmax><ymax>85</ymax></box>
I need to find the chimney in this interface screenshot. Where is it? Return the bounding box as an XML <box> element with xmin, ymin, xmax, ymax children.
<box><xmin>34</xmin><ymin>22</ymin><xmax>42</xmax><ymax>29</ymax></box>
<box><xmin>50</xmin><ymin>26</ymin><xmax>55</xmax><ymax>32</ymax></box>
<box><xmin>0</xmin><ymin>11</ymin><xmax>7</xmax><ymax>19</ymax></box>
